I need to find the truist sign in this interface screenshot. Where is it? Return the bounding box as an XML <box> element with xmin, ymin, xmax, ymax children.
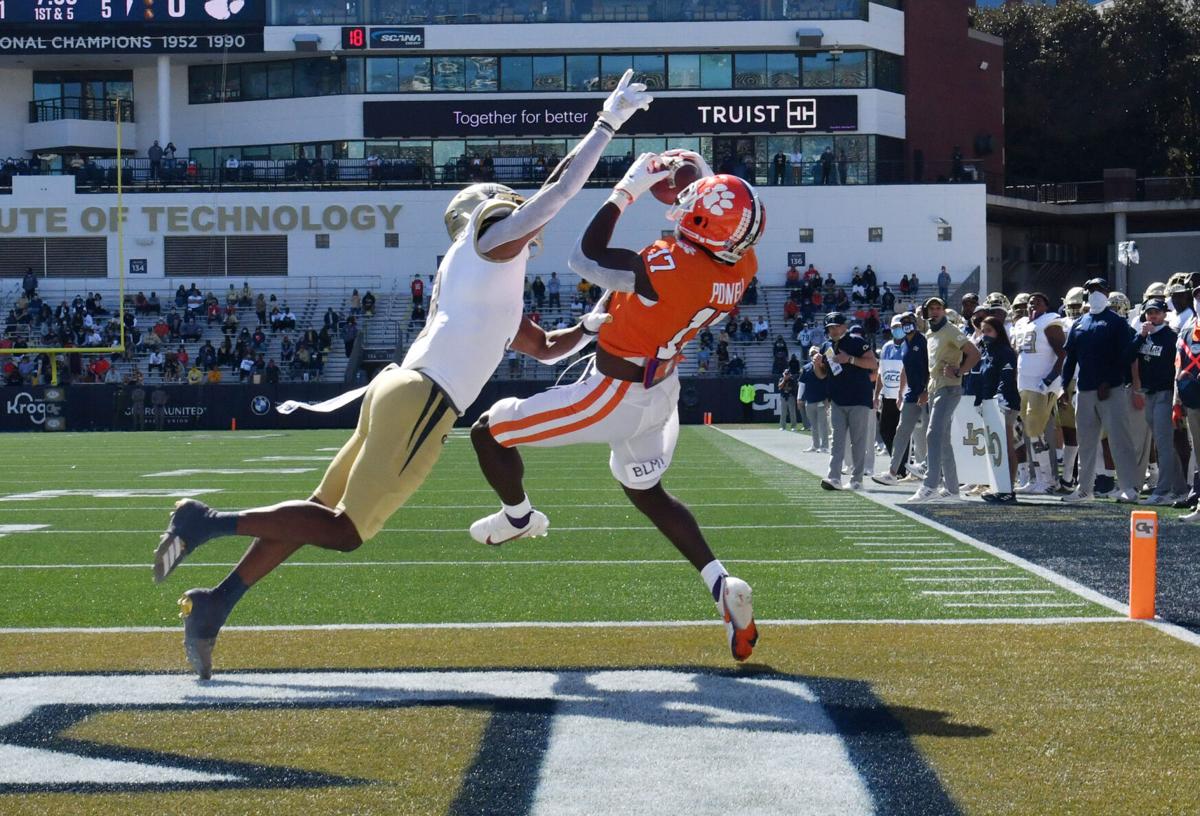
<box><xmin>364</xmin><ymin>94</ymin><xmax>858</xmax><ymax>138</ymax></box>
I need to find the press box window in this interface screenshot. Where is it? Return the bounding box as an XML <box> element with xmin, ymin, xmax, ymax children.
<box><xmin>384</xmin><ymin>233</ymin><xmax>399</xmax><ymax>248</ymax></box>
<box><xmin>937</xmin><ymin>225</ymin><xmax>952</xmax><ymax>242</ymax></box>
<box><xmin>868</xmin><ymin>227</ymin><xmax>883</xmax><ymax>243</ymax></box>
<box><xmin>798</xmin><ymin>229</ymin><xmax>814</xmax><ymax>243</ymax></box>
<box><xmin>315</xmin><ymin>234</ymin><xmax>330</xmax><ymax>249</ymax></box>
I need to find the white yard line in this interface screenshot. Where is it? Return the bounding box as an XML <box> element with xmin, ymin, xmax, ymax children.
<box><xmin>904</xmin><ymin>577</ymin><xmax>1033</xmax><ymax>583</ymax></box>
<box><xmin>891</xmin><ymin>565</ymin><xmax>1014</xmax><ymax>571</ymax></box>
<box><xmin>942</xmin><ymin>602</ymin><xmax>1088</xmax><ymax>609</ymax></box>
<box><xmin>922</xmin><ymin>590</ymin><xmax>1056</xmax><ymax>596</ymax></box>
<box><xmin>0</xmin><ymin>523</ymin><xmax>859</xmax><ymax>535</ymax></box>
<box><xmin>0</xmin><ymin>616</ymin><xmax>1131</xmax><ymax>635</ymax></box>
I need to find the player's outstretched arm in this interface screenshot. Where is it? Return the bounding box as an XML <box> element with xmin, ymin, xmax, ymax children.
<box><xmin>568</xmin><ymin>153</ymin><xmax>667</xmax><ymax>300</ymax></box>
<box><xmin>510</xmin><ymin>312</ymin><xmax>612</xmax><ymax>363</ymax></box>
<box><xmin>478</xmin><ymin>69</ymin><xmax>653</xmax><ymax>261</ymax></box>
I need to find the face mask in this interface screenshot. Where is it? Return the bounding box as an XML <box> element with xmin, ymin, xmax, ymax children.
<box><xmin>1087</xmin><ymin>291</ymin><xmax>1109</xmax><ymax>313</ymax></box>
<box><xmin>891</xmin><ymin>327</ymin><xmax>907</xmax><ymax>341</ymax></box>
<box><xmin>1193</xmin><ymin>297</ymin><xmax>1200</xmax><ymax>315</ymax></box>
<box><xmin>1145</xmin><ymin>321</ymin><xmax>1165</xmax><ymax>334</ymax></box>
<box><xmin>930</xmin><ymin>316</ymin><xmax>947</xmax><ymax>331</ymax></box>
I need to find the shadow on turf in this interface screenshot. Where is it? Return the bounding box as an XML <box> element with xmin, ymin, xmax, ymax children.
<box><xmin>1</xmin><ymin>665</ymin><xmax>985</xmax><ymax>814</ymax></box>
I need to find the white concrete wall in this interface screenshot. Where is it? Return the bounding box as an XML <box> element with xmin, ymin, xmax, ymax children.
<box><xmin>2</xmin><ymin>176</ymin><xmax>986</xmax><ymax>289</ymax></box>
<box><xmin>0</xmin><ymin>68</ymin><xmax>29</xmax><ymax>159</ymax></box>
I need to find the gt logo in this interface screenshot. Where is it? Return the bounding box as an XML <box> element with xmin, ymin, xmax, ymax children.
<box><xmin>1132</xmin><ymin>519</ymin><xmax>1156</xmax><ymax>538</ymax></box>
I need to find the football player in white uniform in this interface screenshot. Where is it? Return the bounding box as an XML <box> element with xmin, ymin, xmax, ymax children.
<box><xmin>150</xmin><ymin>70</ymin><xmax>655</xmax><ymax>679</ymax></box>
<box><xmin>1012</xmin><ymin>293</ymin><xmax>1066</xmax><ymax>493</ymax></box>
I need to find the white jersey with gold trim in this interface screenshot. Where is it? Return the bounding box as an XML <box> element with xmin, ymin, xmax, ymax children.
<box><xmin>1014</xmin><ymin>311</ymin><xmax>1060</xmax><ymax>390</ymax></box>
<box><xmin>401</xmin><ymin>200</ymin><xmax>529</xmax><ymax>412</ymax></box>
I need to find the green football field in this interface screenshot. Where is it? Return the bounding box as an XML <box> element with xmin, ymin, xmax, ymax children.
<box><xmin>4</xmin><ymin>426</ymin><xmax>1200</xmax><ymax>816</ymax></box>
<box><xmin>0</xmin><ymin>426</ymin><xmax>1110</xmax><ymax>628</ymax></box>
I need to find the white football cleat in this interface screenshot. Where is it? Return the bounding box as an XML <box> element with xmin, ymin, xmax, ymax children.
<box><xmin>469</xmin><ymin>508</ymin><xmax>550</xmax><ymax>546</ymax></box>
<box><xmin>716</xmin><ymin>576</ymin><xmax>757</xmax><ymax>662</ymax></box>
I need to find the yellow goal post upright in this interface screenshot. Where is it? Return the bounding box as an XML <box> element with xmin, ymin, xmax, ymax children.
<box><xmin>0</xmin><ymin>99</ymin><xmax>127</xmax><ymax>386</ymax></box>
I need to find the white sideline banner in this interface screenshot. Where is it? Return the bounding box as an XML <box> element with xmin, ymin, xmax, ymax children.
<box><xmin>950</xmin><ymin>398</ymin><xmax>1011</xmax><ymax>492</ymax></box>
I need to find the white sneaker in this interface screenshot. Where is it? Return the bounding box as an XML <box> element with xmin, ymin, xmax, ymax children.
<box><xmin>1181</xmin><ymin>508</ymin><xmax>1200</xmax><ymax>523</ymax></box>
<box><xmin>938</xmin><ymin>487</ymin><xmax>964</xmax><ymax>502</ymax></box>
<box><xmin>1015</xmin><ymin>479</ymin><xmax>1051</xmax><ymax>495</ymax></box>
<box><xmin>469</xmin><ymin>507</ymin><xmax>550</xmax><ymax>546</ymax></box>
<box><xmin>716</xmin><ymin>576</ymin><xmax>757</xmax><ymax>661</ymax></box>
<box><xmin>803</xmin><ymin>446</ymin><xmax>819</xmax><ymax>452</ymax></box>
<box><xmin>820</xmin><ymin>478</ymin><xmax>844</xmax><ymax>491</ymax></box>
<box><xmin>904</xmin><ymin>486</ymin><xmax>939</xmax><ymax>503</ymax></box>
<box><xmin>1115</xmin><ymin>489</ymin><xmax>1139</xmax><ymax>504</ymax></box>
<box><xmin>907</xmin><ymin>463</ymin><xmax>927</xmax><ymax>479</ymax></box>
<box><xmin>871</xmin><ymin>472</ymin><xmax>899</xmax><ymax>486</ymax></box>
<box><xmin>849</xmin><ymin>481</ymin><xmax>863</xmax><ymax>491</ymax></box>
<box><xmin>1061</xmin><ymin>490</ymin><xmax>1094</xmax><ymax>504</ymax></box>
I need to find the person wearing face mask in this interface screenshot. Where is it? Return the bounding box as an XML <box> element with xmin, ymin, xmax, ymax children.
<box><xmin>871</xmin><ymin>315</ymin><xmax>915</xmax><ymax>484</ymax></box>
<box><xmin>974</xmin><ymin>315</ymin><xmax>1020</xmax><ymax>504</ymax></box>
<box><xmin>1012</xmin><ymin>292</ymin><xmax>1067</xmax><ymax>494</ymax></box>
<box><xmin>813</xmin><ymin>312</ymin><xmax>879</xmax><ymax>491</ymax></box>
<box><xmin>905</xmin><ymin>297</ymin><xmax>979</xmax><ymax>503</ymax></box>
<box><xmin>1131</xmin><ymin>299</ymin><xmax>1187</xmax><ymax>505</ymax></box>
<box><xmin>1060</xmin><ymin>278</ymin><xmax>1140</xmax><ymax>503</ymax></box>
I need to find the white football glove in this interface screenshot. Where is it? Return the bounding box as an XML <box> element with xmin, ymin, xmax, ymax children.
<box><xmin>596</xmin><ymin>69</ymin><xmax>653</xmax><ymax>133</ymax></box>
<box><xmin>659</xmin><ymin>148</ymin><xmax>715</xmax><ymax>179</ymax></box>
<box><xmin>581</xmin><ymin>312</ymin><xmax>613</xmax><ymax>335</ymax></box>
<box><xmin>613</xmin><ymin>153</ymin><xmax>670</xmax><ymax>204</ymax></box>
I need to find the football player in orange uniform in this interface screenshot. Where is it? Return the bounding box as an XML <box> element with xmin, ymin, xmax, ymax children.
<box><xmin>469</xmin><ymin>153</ymin><xmax>765</xmax><ymax>660</ymax></box>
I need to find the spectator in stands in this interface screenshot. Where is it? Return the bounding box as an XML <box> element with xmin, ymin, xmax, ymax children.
<box><xmin>176</xmin><ymin>344</ymin><xmax>190</xmax><ymax>368</ymax></box>
<box><xmin>736</xmin><ymin>316</ymin><xmax>752</xmax><ymax>342</ymax></box>
<box><xmin>147</xmin><ymin>292</ymin><xmax>161</xmax><ymax>314</ymax></box>
<box><xmin>186</xmin><ymin>287</ymin><xmax>202</xmax><ymax>316</ymax></box>
<box><xmin>727</xmin><ymin>353</ymin><xmax>746</xmax><ymax>377</ymax></box>
<box><xmin>697</xmin><ymin>345</ymin><xmax>712</xmax><ymax>373</ymax></box>
<box><xmin>411</xmin><ymin>274</ymin><xmax>425</xmax><ymax>307</ymax></box>
<box><xmin>743</xmin><ymin>276</ymin><xmax>759</xmax><ymax>306</ymax></box>
<box><xmin>802</xmin><ymin>264</ymin><xmax>819</xmax><ymax>285</ymax></box>
<box><xmin>410</xmin><ymin>302</ymin><xmax>426</xmax><ymax>330</ymax></box>
<box><xmin>506</xmin><ymin>348</ymin><xmax>520</xmax><ymax>378</ymax></box>
<box><xmin>182</xmin><ymin>311</ymin><xmax>202</xmax><ymax>341</ymax></box>
<box><xmin>222</xmin><ymin>305</ymin><xmax>239</xmax><ymax>335</ymax></box>
<box><xmin>785</xmin><ymin>265</ymin><xmax>801</xmax><ymax>286</ymax></box>
<box><xmin>341</xmin><ymin>317</ymin><xmax>358</xmax><ymax>357</ymax></box>
<box><xmin>251</xmin><ymin>327</ymin><xmax>267</xmax><ymax>352</ymax></box>
<box><xmin>254</xmin><ymin>293</ymin><xmax>267</xmax><ymax>326</ymax></box>
<box><xmin>89</xmin><ymin>356</ymin><xmax>111</xmax><ymax>383</ymax></box>
<box><xmin>174</xmin><ymin>285</ymin><xmax>187</xmax><ymax>309</ymax></box>
<box><xmin>362</xmin><ymin>291</ymin><xmax>376</xmax><ymax>317</ymax></box>
<box><xmin>217</xmin><ymin>336</ymin><xmax>234</xmax><ymax>368</ymax></box>
<box><xmin>279</xmin><ymin>305</ymin><xmax>297</xmax><ymax>331</ymax></box>
<box><xmin>905</xmin><ymin>297</ymin><xmax>979</xmax><ymax>503</ymax></box>
<box><xmin>198</xmin><ymin>340</ymin><xmax>217</xmax><ymax>371</ymax></box>
<box><xmin>899</xmin><ymin>275</ymin><xmax>911</xmax><ymax>297</ymax></box>
<box><xmin>279</xmin><ymin>334</ymin><xmax>294</xmax><ymax>364</ymax></box>
<box><xmin>784</xmin><ymin>298</ymin><xmax>800</xmax><ymax>323</ymax></box>
<box><xmin>530</xmin><ymin>275</ymin><xmax>546</xmax><ymax>309</ymax></box>
<box><xmin>588</xmin><ymin>282</ymin><xmax>602</xmax><ymax>305</ymax></box>
<box><xmin>754</xmin><ymin>316</ymin><xmax>770</xmax><ymax>342</ymax></box>
<box><xmin>207</xmin><ymin>367</ymin><xmax>222</xmax><ymax>384</ymax></box>
<box><xmin>547</xmin><ymin>272</ymin><xmax>561</xmax><ymax>308</ymax></box>
<box><xmin>265</xmin><ymin>359</ymin><xmax>280</xmax><ymax>384</ymax></box>
<box><xmin>226</xmin><ymin>284</ymin><xmax>238</xmax><ymax>307</ymax></box>
<box><xmin>268</xmin><ymin>305</ymin><xmax>282</xmax><ymax>331</ymax></box>
<box><xmin>323</xmin><ymin>306</ymin><xmax>341</xmax><ymax>331</ymax></box>
<box><xmin>318</xmin><ymin>325</ymin><xmax>333</xmax><ymax>353</ymax></box>
<box><xmin>239</xmin><ymin>282</ymin><xmax>253</xmax><ymax>307</ymax></box>
<box><xmin>22</xmin><ymin>267</ymin><xmax>37</xmax><ymax>298</ymax></box>
<box><xmin>148</xmin><ymin>348</ymin><xmax>165</xmax><ymax>374</ymax></box>
<box><xmin>349</xmin><ymin>289</ymin><xmax>362</xmax><ymax>316</ymax></box>
<box><xmin>716</xmin><ymin>338</ymin><xmax>730</xmax><ymax>373</ymax></box>
<box><xmin>938</xmin><ymin>266</ymin><xmax>951</xmax><ymax>301</ymax></box>
<box><xmin>238</xmin><ymin>352</ymin><xmax>255</xmax><ymax>382</ymax></box>
<box><xmin>881</xmin><ymin>284</ymin><xmax>895</xmax><ymax>314</ymax></box>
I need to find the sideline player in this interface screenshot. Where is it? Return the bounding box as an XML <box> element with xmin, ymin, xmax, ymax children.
<box><xmin>1011</xmin><ymin>292</ymin><xmax>1066</xmax><ymax>493</ymax></box>
<box><xmin>469</xmin><ymin>155</ymin><xmax>765</xmax><ymax>661</ymax></box>
<box><xmin>151</xmin><ymin>71</ymin><xmax>656</xmax><ymax>679</ymax></box>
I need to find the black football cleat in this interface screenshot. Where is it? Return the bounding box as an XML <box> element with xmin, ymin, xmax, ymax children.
<box><xmin>178</xmin><ymin>588</ymin><xmax>227</xmax><ymax>680</ymax></box>
<box><xmin>154</xmin><ymin>500</ymin><xmax>217</xmax><ymax>583</ymax></box>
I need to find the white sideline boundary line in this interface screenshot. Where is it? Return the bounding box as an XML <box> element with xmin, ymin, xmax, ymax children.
<box><xmin>0</xmin><ymin>616</ymin><xmax>1131</xmax><ymax>635</ymax></box>
<box><xmin>0</xmin><ymin>557</ymin><xmax>993</xmax><ymax>570</ymax></box>
<box><xmin>712</xmin><ymin>426</ymin><xmax>1200</xmax><ymax>651</ymax></box>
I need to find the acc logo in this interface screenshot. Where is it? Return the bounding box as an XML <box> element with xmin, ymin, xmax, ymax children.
<box><xmin>250</xmin><ymin>395</ymin><xmax>272</xmax><ymax>416</ymax></box>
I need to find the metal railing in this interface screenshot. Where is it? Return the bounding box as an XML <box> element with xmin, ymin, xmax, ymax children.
<box><xmin>269</xmin><ymin>0</ymin><xmax>877</xmax><ymax>26</ymax></box>
<box><xmin>1002</xmin><ymin>175</ymin><xmax>1200</xmax><ymax>205</ymax></box>
<box><xmin>1</xmin><ymin>157</ymin><xmax>990</xmax><ymax>195</ymax></box>
<box><xmin>28</xmin><ymin>97</ymin><xmax>134</xmax><ymax>124</ymax></box>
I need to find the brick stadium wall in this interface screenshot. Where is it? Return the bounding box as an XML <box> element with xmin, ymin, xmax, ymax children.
<box><xmin>903</xmin><ymin>0</ymin><xmax>1005</xmax><ymax>184</ymax></box>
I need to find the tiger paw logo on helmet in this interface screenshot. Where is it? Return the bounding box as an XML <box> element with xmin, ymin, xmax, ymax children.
<box><xmin>701</xmin><ymin>184</ymin><xmax>737</xmax><ymax>216</ymax></box>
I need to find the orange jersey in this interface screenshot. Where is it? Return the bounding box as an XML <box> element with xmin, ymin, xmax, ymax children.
<box><xmin>598</xmin><ymin>237</ymin><xmax>758</xmax><ymax>362</ymax></box>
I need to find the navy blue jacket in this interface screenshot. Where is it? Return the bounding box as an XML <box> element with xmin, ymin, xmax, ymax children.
<box><xmin>1131</xmin><ymin>325</ymin><xmax>1178</xmax><ymax>394</ymax></box>
<box><xmin>1063</xmin><ymin>309</ymin><xmax>1136</xmax><ymax>391</ymax></box>
<box><xmin>974</xmin><ymin>339</ymin><xmax>1020</xmax><ymax>407</ymax></box>
<box><xmin>900</xmin><ymin>331</ymin><xmax>929</xmax><ymax>403</ymax></box>
<box><xmin>799</xmin><ymin>362</ymin><xmax>829</xmax><ymax>403</ymax></box>
<box><xmin>821</xmin><ymin>334</ymin><xmax>873</xmax><ymax>408</ymax></box>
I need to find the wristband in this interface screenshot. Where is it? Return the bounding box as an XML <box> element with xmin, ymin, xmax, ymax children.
<box><xmin>594</xmin><ymin>118</ymin><xmax>615</xmax><ymax>135</ymax></box>
<box><xmin>606</xmin><ymin>188</ymin><xmax>633</xmax><ymax>212</ymax></box>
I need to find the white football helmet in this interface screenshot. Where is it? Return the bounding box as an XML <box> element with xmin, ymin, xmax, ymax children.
<box><xmin>667</xmin><ymin>174</ymin><xmax>765</xmax><ymax>264</ymax></box>
<box><xmin>443</xmin><ymin>183</ymin><xmax>526</xmax><ymax>241</ymax></box>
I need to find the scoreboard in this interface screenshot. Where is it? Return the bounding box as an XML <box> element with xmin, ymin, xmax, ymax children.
<box><xmin>0</xmin><ymin>0</ymin><xmax>265</xmax><ymax>53</ymax></box>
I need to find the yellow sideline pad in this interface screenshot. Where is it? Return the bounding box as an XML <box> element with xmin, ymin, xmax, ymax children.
<box><xmin>2</xmin><ymin>622</ymin><xmax>1198</xmax><ymax>816</ymax></box>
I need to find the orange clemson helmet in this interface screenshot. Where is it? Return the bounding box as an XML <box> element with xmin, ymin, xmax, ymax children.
<box><xmin>667</xmin><ymin>174</ymin><xmax>766</xmax><ymax>265</ymax></box>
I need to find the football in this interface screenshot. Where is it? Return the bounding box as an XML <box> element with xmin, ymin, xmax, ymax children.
<box><xmin>650</xmin><ymin>154</ymin><xmax>704</xmax><ymax>205</ymax></box>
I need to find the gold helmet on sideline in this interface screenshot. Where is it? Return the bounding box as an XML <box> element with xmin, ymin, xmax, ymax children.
<box><xmin>1107</xmin><ymin>291</ymin><xmax>1131</xmax><ymax>317</ymax></box>
<box><xmin>1012</xmin><ymin>292</ymin><xmax>1030</xmax><ymax>319</ymax></box>
<box><xmin>1063</xmin><ymin>286</ymin><xmax>1086</xmax><ymax>319</ymax></box>
<box><xmin>983</xmin><ymin>292</ymin><xmax>1012</xmax><ymax>315</ymax></box>
<box><xmin>1143</xmin><ymin>281</ymin><xmax>1167</xmax><ymax>302</ymax></box>
<box><xmin>443</xmin><ymin>183</ymin><xmax>526</xmax><ymax>241</ymax></box>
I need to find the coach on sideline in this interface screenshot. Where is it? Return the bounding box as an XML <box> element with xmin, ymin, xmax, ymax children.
<box><xmin>1061</xmin><ymin>278</ymin><xmax>1139</xmax><ymax>503</ymax></box>
<box><xmin>813</xmin><ymin>312</ymin><xmax>878</xmax><ymax>491</ymax></box>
